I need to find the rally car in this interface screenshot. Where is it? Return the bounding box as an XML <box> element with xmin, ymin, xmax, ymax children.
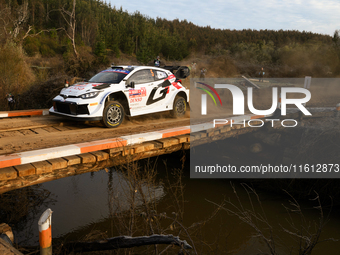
<box><xmin>49</xmin><ymin>65</ymin><xmax>190</xmax><ymax>127</ymax></box>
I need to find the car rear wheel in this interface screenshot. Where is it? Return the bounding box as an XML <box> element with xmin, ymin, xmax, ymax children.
<box><xmin>170</xmin><ymin>96</ymin><xmax>186</xmax><ymax>117</ymax></box>
<box><xmin>102</xmin><ymin>101</ymin><xmax>124</xmax><ymax>128</ymax></box>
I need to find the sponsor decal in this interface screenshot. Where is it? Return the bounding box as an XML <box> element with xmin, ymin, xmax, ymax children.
<box><xmin>130</xmin><ymin>97</ymin><xmax>143</xmax><ymax>103</ymax></box>
<box><xmin>146</xmin><ymin>87</ymin><xmax>168</xmax><ymax>105</ymax></box>
<box><xmin>67</xmin><ymin>84</ymin><xmax>87</xmax><ymax>90</ymax></box>
<box><xmin>165</xmin><ymin>74</ymin><xmax>182</xmax><ymax>89</ymax></box>
<box><xmin>172</xmin><ymin>82</ymin><xmax>182</xmax><ymax>90</ymax></box>
<box><xmin>129</xmin><ymin>87</ymin><xmax>146</xmax><ymax>98</ymax></box>
<box><xmin>103</xmin><ymin>69</ymin><xmax>130</xmax><ymax>74</ymax></box>
<box><xmin>167</xmin><ymin>74</ymin><xmax>176</xmax><ymax>83</ymax></box>
<box><xmin>157</xmin><ymin>71</ymin><xmax>167</xmax><ymax>79</ymax></box>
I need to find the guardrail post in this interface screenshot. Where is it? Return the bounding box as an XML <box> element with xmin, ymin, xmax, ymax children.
<box><xmin>38</xmin><ymin>208</ymin><xmax>53</xmax><ymax>255</ymax></box>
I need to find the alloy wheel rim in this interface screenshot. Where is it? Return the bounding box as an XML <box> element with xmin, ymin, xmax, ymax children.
<box><xmin>176</xmin><ymin>100</ymin><xmax>185</xmax><ymax>115</ymax></box>
<box><xmin>107</xmin><ymin>105</ymin><xmax>122</xmax><ymax>124</ymax></box>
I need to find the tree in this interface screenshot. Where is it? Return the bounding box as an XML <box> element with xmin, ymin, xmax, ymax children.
<box><xmin>136</xmin><ymin>39</ymin><xmax>153</xmax><ymax>65</ymax></box>
<box><xmin>11</xmin><ymin>0</ymin><xmax>29</xmax><ymax>40</ymax></box>
<box><xmin>94</xmin><ymin>35</ymin><xmax>107</xmax><ymax>64</ymax></box>
<box><xmin>0</xmin><ymin>0</ymin><xmax>30</xmax><ymax>44</ymax></box>
<box><xmin>333</xmin><ymin>30</ymin><xmax>340</xmax><ymax>47</ymax></box>
<box><xmin>332</xmin><ymin>30</ymin><xmax>340</xmax><ymax>74</ymax></box>
<box><xmin>59</xmin><ymin>0</ymin><xmax>78</xmax><ymax>58</ymax></box>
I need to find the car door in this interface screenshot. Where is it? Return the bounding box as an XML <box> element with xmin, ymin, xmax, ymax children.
<box><xmin>146</xmin><ymin>69</ymin><xmax>172</xmax><ymax>108</ymax></box>
<box><xmin>126</xmin><ymin>69</ymin><xmax>173</xmax><ymax>116</ymax></box>
<box><xmin>125</xmin><ymin>69</ymin><xmax>155</xmax><ymax>115</ymax></box>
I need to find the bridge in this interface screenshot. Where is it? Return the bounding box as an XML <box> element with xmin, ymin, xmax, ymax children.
<box><xmin>0</xmin><ymin>109</ymin><xmax>272</xmax><ymax>194</ymax></box>
<box><xmin>1</xmin><ymin>105</ymin><xmax>338</xmax><ymax>194</ymax></box>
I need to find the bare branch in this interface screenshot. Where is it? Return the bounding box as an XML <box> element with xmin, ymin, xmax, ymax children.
<box><xmin>22</xmin><ymin>27</ymin><xmax>64</xmax><ymax>41</ymax></box>
<box><xmin>161</xmin><ymin>215</ymin><xmax>198</xmax><ymax>255</ymax></box>
<box><xmin>207</xmin><ymin>185</ymin><xmax>338</xmax><ymax>255</ymax></box>
<box><xmin>58</xmin><ymin>0</ymin><xmax>78</xmax><ymax>57</ymax></box>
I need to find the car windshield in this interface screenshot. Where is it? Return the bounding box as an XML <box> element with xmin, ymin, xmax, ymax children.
<box><xmin>89</xmin><ymin>71</ymin><xmax>127</xmax><ymax>84</ymax></box>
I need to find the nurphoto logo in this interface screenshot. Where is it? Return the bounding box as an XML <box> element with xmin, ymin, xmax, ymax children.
<box><xmin>197</xmin><ymin>83</ymin><xmax>312</xmax><ymax>128</ymax></box>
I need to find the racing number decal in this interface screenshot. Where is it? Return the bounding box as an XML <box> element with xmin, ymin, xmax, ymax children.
<box><xmin>146</xmin><ymin>87</ymin><xmax>168</xmax><ymax>105</ymax></box>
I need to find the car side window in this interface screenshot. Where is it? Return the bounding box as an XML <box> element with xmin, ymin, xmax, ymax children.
<box><xmin>128</xmin><ymin>70</ymin><xmax>155</xmax><ymax>85</ymax></box>
<box><xmin>154</xmin><ymin>70</ymin><xmax>168</xmax><ymax>81</ymax></box>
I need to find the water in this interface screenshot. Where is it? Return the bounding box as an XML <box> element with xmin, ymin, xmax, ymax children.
<box><xmin>2</xmin><ymin>136</ymin><xmax>340</xmax><ymax>254</ymax></box>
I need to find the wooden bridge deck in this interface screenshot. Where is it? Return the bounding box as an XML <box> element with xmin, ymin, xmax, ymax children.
<box><xmin>0</xmin><ymin>114</ymin><xmax>263</xmax><ymax>194</ymax></box>
<box><xmin>0</xmin><ymin>107</ymin><xmax>337</xmax><ymax>194</ymax></box>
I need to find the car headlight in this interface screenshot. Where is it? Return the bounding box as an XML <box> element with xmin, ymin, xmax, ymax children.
<box><xmin>79</xmin><ymin>91</ymin><xmax>100</xmax><ymax>99</ymax></box>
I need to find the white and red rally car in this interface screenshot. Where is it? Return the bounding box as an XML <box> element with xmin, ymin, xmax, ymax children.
<box><xmin>49</xmin><ymin>65</ymin><xmax>190</xmax><ymax>127</ymax></box>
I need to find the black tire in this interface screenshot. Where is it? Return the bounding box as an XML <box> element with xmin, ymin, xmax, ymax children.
<box><xmin>170</xmin><ymin>96</ymin><xmax>186</xmax><ymax>117</ymax></box>
<box><xmin>101</xmin><ymin>101</ymin><xmax>124</xmax><ymax>128</ymax></box>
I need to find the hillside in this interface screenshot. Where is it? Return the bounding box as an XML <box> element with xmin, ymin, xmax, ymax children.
<box><xmin>0</xmin><ymin>0</ymin><xmax>340</xmax><ymax>110</ymax></box>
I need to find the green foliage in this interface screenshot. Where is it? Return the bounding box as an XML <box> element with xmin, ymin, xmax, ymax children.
<box><xmin>27</xmin><ymin>0</ymin><xmax>332</xmax><ymax>64</ymax></box>
<box><xmin>93</xmin><ymin>35</ymin><xmax>109</xmax><ymax>65</ymax></box>
<box><xmin>136</xmin><ymin>39</ymin><xmax>153</xmax><ymax>65</ymax></box>
<box><xmin>3</xmin><ymin>0</ymin><xmax>340</xmax><ymax>78</ymax></box>
<box><xmin>64</xmin><ymin>45</ymin><xmax>95</xmax><ymax>76</ymax></box>
<box><xmin>50</xmin><ymin>29</ymin><xmax>58</xmax><ymax>39</ymax></box>
<box><xmin>23</xmin><ymin>37</ymin><xmax>41</xmax><ymax>56</ymax></box>
<box><xmin>23</xmin><ymin>33</ymin><xmax>61</xmax><ymax>57</ymax></box>
<box><xmin>94</xmin><ymin>40</ymin><xmax>106</xmax><ymax>58</ymax></box>
<box><xmin>40</xmin><ymin>43</ymin><xmax>56</xmax><ymax>57</ymax></box>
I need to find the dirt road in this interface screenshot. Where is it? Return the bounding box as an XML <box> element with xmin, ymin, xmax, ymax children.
<box><xmin>0</xmin><ymin>113</ymin><xmax>190</xmax><ymax>155</ymax></box>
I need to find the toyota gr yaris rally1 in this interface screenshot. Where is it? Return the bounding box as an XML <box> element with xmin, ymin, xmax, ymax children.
<box><xmin>49</xmin><ymin>65</ymin><xmax>190</xmax><ymax>127</ymax></box>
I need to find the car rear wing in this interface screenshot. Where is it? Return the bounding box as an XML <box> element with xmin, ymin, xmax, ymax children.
<box><xmin>162</xmin><ymin>66</ymin><xmax>190</xmax><ymax>79</ymax></box>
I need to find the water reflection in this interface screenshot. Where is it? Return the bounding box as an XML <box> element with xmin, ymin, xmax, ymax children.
<box><xmin>0</xmin><ymin>186</ymin><xmax>55</xmax><ymax>245</ymax></box>
<box><xmin>6</xmin><ymin>166</ymin><xmax>165</xmax><ymax>246</ymax></box>
<box><xmin>2</xmin><ymin>151</ymin><xmax>340</xmax><ymax>254</ymax></box>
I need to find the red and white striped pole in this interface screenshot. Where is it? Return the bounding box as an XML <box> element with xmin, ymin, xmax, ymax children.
<box><xmin>38</xmin><ymin>209</ymin><xmax>53</xmax><ymax>255</ymax></box>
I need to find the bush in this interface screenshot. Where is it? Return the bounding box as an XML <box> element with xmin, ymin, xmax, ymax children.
<box><xmin>19</xmin><ymin>74</ymin><xmax>69</xmax><ymax>109</ymax></box>
<box><xmin>23</xmin><ymin>37</ymin><xmax>41</xmax><ymax>56</ymax></box>
<box><xmin>0</xmin><ymin>42</ymin><xmax>35</xmax><ymax>110</ymax></box>
<box><xmin>63</xmin><ymin>45</ymin><xmax>96</xmax><ymax>77</ymax></box>
<box><xmin>23</xmin><ymin>33</ymin><xmax>61</xmax><ymax>57</ymax></box>
<box><xmin>40</xmin><ymin>44</ymin><xmax>56</xmax><ymax>57</ymax></box>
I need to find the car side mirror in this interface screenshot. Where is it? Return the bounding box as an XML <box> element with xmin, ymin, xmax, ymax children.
<box><xmin>126</xmin><ymin>81</ymin><xmax>135</xmax><ymax>89</ymax></box>
<box><xmin>175</xmin><ymin>66</ymin><xmax>190</xmax><ymax>79</ymax></box>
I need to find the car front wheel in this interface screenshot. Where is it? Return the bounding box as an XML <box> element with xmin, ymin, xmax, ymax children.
<box><xmin>170</xmin><ymin>96</ymin><xmax>186</xmax><ymax>117</ymax></box>
<box><xmin>102</xmin><ymin>101</ymin><xmax>124</xmax><ymax>128</ymax></box>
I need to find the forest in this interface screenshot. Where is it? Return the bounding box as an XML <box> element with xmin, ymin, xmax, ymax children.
<box><xmin>0</xmin><ymin>0</ymin><xmax>340</xmax><ymax>109</ymax></box>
